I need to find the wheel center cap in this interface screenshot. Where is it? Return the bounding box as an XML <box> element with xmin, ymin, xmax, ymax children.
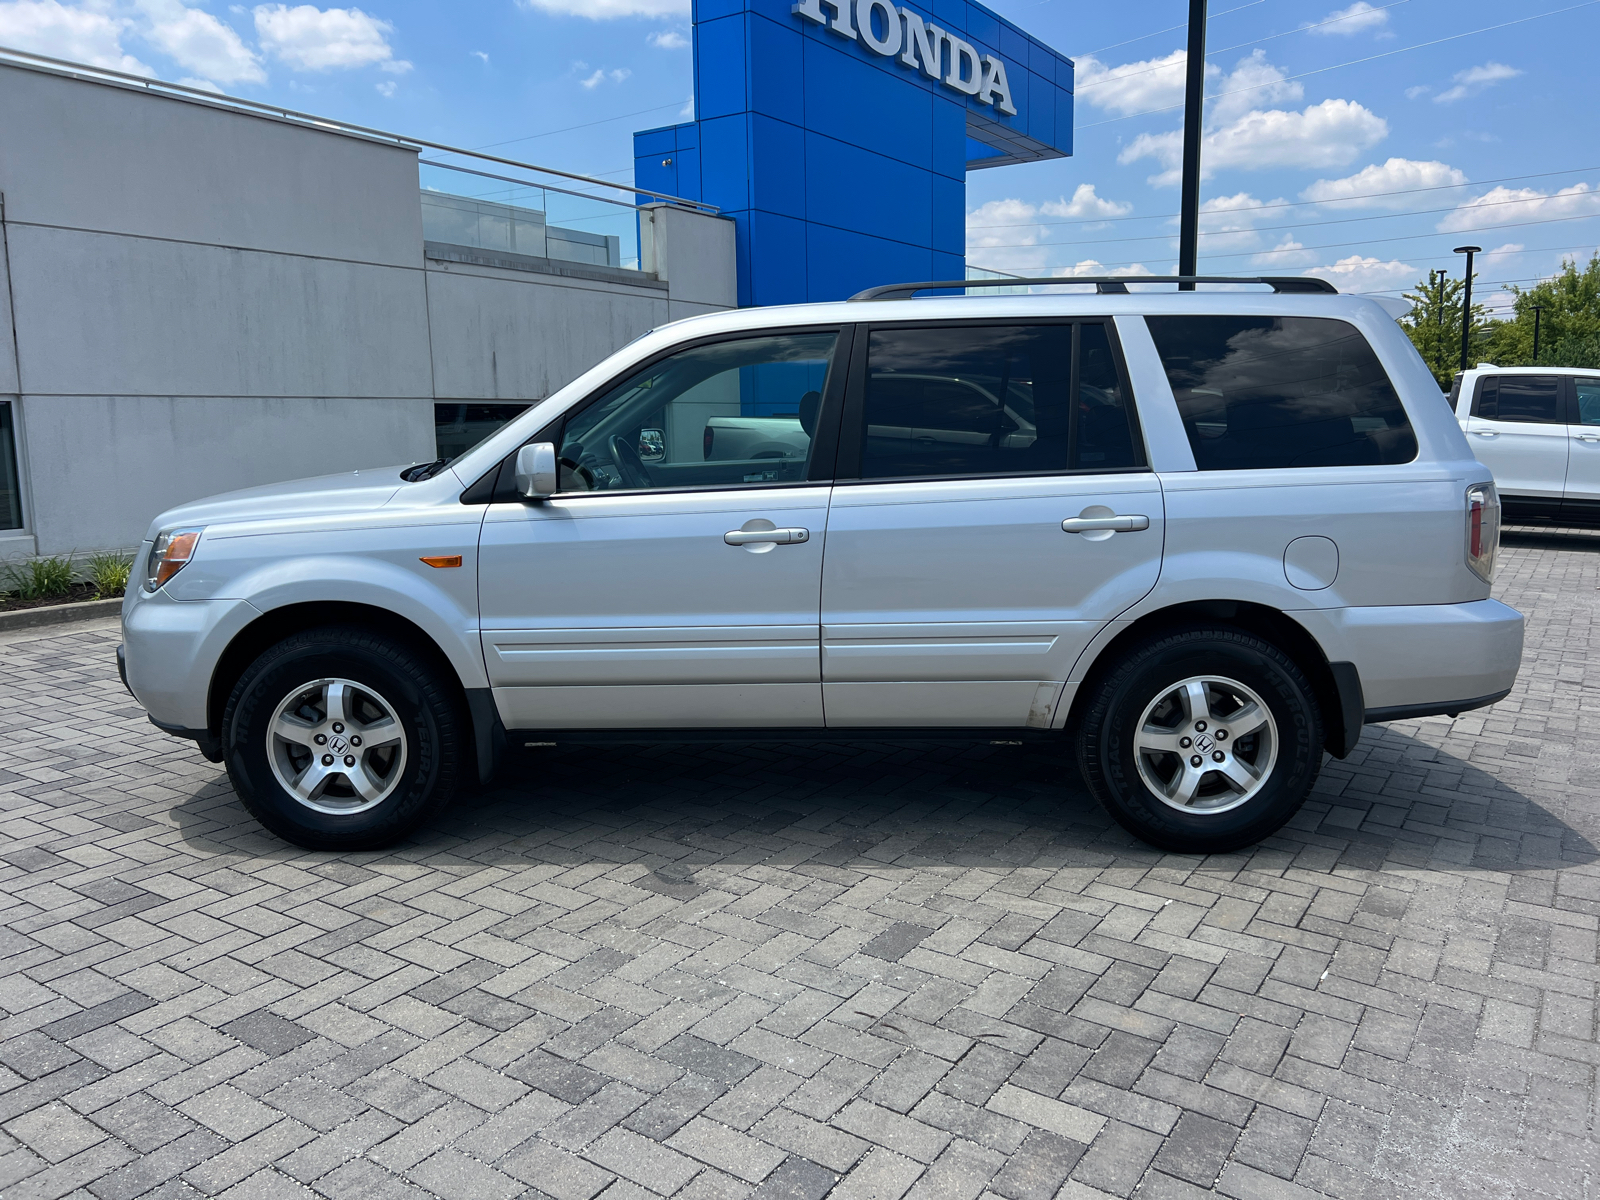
<box><xmin>329</xmin><ymin>735</ymin><xmax>349</xmax><ymax>756</ymax></box>
<box><xmin>1194</xmin><ymin>733</ymin><xmax>1215</xmax><ymax>754</ymax></box>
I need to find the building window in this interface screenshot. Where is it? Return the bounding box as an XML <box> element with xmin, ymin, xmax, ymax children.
<box><xmin>0</xmin><ymin>402</ymin><xmax>20</xmax><ymax>530</ymax></box>
<box><xmin>435</xmin><ymin>403</ymin><xmax>531</xmax><ymax>461</ymax></box>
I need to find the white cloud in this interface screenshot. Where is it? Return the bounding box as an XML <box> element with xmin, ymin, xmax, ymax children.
<box><xmin>516</xmin><ymin>0</ymin><xmax>687</xmax><ymax>17</ymax></box>
<box><xmin>1301</xmin><ymin>158</ymin><xmax>1467</xmax><ymax>208</ymax></box>
<box><xmin>1307</xmin><ymin>2</ymin><xmax>1388</xmax><ymax>35</ymax></box>
<box><xmin>647</xmin><ymin>29</ymin><xmax>685</xmax><ymax>48</ymax></box>
<box><xmin>1041</xmin><ymin>184</ymin><xmax>1133</xmax><ymax>222</ymax></box>
<box><xmin>1053</xmin><ymin>259</ymin><xmax>1155</xmax><ymax>279</ymax></box>
<box><xmin>137</xmin><ymin>0</ymin><xmax>263</xmax><ymax>84</ymax></box>
<box><xmin>1076</xmin><ymin>49</ymin><xmax>1299</xmax><ymax>124</ymax></box>
<box><xmin>1307</xmin><ymin>255</ymin><xmax>1417</xmax><ymax>293</ymax></box>
<box><xmin>1254</xmin><ymin>238</ymin><xmax>1317</xmax><ymax>268</ymax></box>
<box><xmin>0</xmin><ymin>0</ymin><xmax>152</xmax><ymax>74</ymax></box>
<box><xmin>177</xmin><ymin>74</ymin><xmax>222</xmax><ymax>91</ymax></box>
<box><xmin>966</xmin><ymin>189</ymin><xmax>1136</xmax><ymax>274</ymax></box>
<box><xmin>1209</xmin><ymin>50</ymin><xmax>1302</xmax><ymax>125</ymax></box>
<box><xmin>1404</xmin><ymin>84</ymin><xmax>1429</xmax><ymax>99</ymax></box>
<box><xmin>1123</xmin><ymin>98</ymin><xmax>1387</xmax><ymax>185</ymax></box>
<box><xmin>1196</xmin><ymin>192</ymin><xmax>1279</xmax><ymax>254</ymax></box>
<box><xmin>1435</xmin><ymin>62</ymin><xmax>1521</xmax><ymax>104</ymax></box>
<box><xmin>1437</xmin><ymin>183</ymin><xmax>1600</xmax><ymax>233</ymax></box>
<box><xmin>253</xmin><ymin>4</ymin><xmax>409</xmax><ymax>73</ymax></box>
<box><xmin>1075</xmin><ymin>49</ymin><xmax>1187</xmax><ymax>116</ymax></box>
<box><xmin>470</xmin><ymin>49</ymin><xmax>487</xmax><ymax>63</ymax></box>
<box><xmin>579</xmin><ymin>66</ymin><xmax>630</xmax><ymax>88</ymax></box>
<box><xmin>374</xmin><ymin>77</ymin><xmax>393</xmax><ymax>96</ymax></box>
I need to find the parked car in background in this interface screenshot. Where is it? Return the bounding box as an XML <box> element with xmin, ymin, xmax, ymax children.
<box><xmin>120</xmin><ymin>278</ymin><xmax>1523</xmax><ymax>856</ymax></box>
<box><xmin>1451</xmin><ymin>365</ymin><xmax>1600</xmax><ymax>523</ymax></box>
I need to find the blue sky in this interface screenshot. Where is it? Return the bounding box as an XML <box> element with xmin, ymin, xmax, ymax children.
<box><xmin>4</xmin><ymin>0</ymin><xmax>1597</xmax><ymax>308</ymax></box>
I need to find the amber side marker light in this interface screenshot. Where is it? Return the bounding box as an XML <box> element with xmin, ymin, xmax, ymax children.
<box><xmin>420</xmin><ymin>555</ymin><xmax>463</xmax><ymax>569</ymax></box>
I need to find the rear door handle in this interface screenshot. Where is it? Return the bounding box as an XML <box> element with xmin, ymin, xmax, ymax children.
<box><xmin>1577</xmin><ymin>435</ymin><xmax>1600</xmax><ymax>443</ymax></box>
<box><xmin>725</xmin><ymin>527</ymin><xmax>809</xmax><ymax>545</ymax></box>
<box><xmin>1062</xmin><ymin>515</ymin><xmax>1150</xmax><ymax>534</ymax></box>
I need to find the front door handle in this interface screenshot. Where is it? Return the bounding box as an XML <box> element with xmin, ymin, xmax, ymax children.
<box><xmin>1473</xmin><ymin>430</ymin><xmax>1499</xmax><ymax>438</ymax></box>
<box><xmin>1577</xmin><ymin>435</ymin><xmax>1600</xmax><ymax>443</ymax></box>
<box><xmin>724</xmin><ymin>527</ymin><xmax>809</xmax><ymax>545</ymax></box>
<box><xmin>1062</xmin><ymin>514</ymin><xmax>1149</xmax><ymax>534</ymax></box>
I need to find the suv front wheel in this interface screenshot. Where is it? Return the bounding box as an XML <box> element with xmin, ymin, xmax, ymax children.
<box><xmin>1078</xmin><ymin>628</ymin><xmax>1324</xmax><ymax>853</ymax></box>
<box><xmin>221</xmin><ymin>627</ymin><xmax>463</xmax><ymax>850</ymax></box>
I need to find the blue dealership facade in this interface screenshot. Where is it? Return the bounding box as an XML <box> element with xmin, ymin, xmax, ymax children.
<box><xmin>634</xmin><ymin>0</ymin><xmax>1075</xmax><ymax>306</ymax></box>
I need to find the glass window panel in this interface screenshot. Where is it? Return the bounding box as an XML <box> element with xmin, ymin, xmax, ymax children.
<box><xmin>1491</xmin><ymin>376</ymin><xmax>1561</xmax><ymax>424</ymax></box>
<box><xmin>1575</xmin><ymin>380</ymin><xmax>1600</xmax><ymax>426</ymax></box>
<box><xmin>1145</xmin><ymin>315</ymin><xmax>1418</xmax><ymax>470</ymax></box>
<box><xmin>0</xmin><ymin>402</ymin><xmax>19</xmax><ymax>531</ymax></box>
<box><xmin>558</xmin><ymin>332</ymin><xmax>838</xmax><ymax>492</ymax></box>
<box><xmin>859</xmin><ymin>323</ymin><xmax>1137</xmax><ymax>480</ymax></box>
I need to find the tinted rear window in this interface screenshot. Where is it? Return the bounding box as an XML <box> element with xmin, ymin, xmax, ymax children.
<box><xmin>1474</xmin><ymin>375</ymin><xmax>1561</xmax><ymax>424</ymax></box>
<box><xmin>1146</xmin><ymin>315</ymin><xmax>1418</xmax><ymax>470</ymax></box>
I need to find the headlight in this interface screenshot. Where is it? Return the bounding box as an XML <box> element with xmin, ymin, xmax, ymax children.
<box><xmin>144</xmin><ymin>528</ymin><xmax>204</xmax><ymax>592</ymax></box>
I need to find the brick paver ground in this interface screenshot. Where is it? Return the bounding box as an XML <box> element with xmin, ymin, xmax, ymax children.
<box><xmin>0</xmin><ymin>529</ymin><xmax>1596</xmax><ymax>1200</ymax></box>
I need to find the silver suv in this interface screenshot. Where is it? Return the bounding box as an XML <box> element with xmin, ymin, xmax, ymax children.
<box><xmin>119</xmin><ymin>278</ymin><xmax>1524</xmax><ymax>854</ymax></box>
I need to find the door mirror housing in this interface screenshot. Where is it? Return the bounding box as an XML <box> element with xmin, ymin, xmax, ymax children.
<box><xmin>514</xmin><ymin>442</ymin><xmax>559</xmax><ymax>499</ymax></box>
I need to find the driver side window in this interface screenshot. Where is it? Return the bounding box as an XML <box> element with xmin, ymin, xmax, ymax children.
<box><xmin>557</xmin><ymin>331</ymin><xmax>840</xmax><ymax>492</ymax></box>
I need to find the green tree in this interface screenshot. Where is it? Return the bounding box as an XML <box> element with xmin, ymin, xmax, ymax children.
<box><xmin>1400</xmin><ymin>271</ymin><xmax>1485</xmax><ymax>388</ymax></box>
<box><xmin>1480</xmin><ymin>253</ymin><xmax>1600</xmax><ymax>368</ymax></box>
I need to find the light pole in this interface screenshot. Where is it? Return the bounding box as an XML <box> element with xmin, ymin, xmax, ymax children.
<box><xmin>1531</xmin><ymin>304</ymin><xmax>1544</xmax><ymax>365</ymax></box>
<box><xmin>1454</xmin><ymin>245</ymin><xmax>1481</xmax><ymax>372</ymax></box>
<box><xmin>1177</xmin><ymin>0</ymin><xmax>1207</xmax><ymax>290</ymax></box>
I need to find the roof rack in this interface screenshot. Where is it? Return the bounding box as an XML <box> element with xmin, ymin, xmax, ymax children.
<box><xmin>848</xmin><ymin>276</ymin><xmax>1339</xmax><ymax>301</ymax></box>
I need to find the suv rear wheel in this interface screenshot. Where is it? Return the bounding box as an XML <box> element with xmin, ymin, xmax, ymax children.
<box><xmin>1077</xmin><ymin>628</ymin><xmax>1323</xmax><ymax>853</ymax></box>
<box><xmin>221</xmin><ymin>627</ymin><xmax>463</xmax><ymax>850</ymax></box>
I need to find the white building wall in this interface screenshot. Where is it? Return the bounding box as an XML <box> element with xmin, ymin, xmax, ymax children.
<box><xmin>0</xmin><ymin>61</ymin><xmax>736</xmax><ymax>556</ymax></box>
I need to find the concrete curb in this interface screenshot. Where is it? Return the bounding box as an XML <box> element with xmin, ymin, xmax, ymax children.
<box><xmin>0</xmin><ymin>597</ymin><xmax>122</xmax><ymax>633</ymax></box>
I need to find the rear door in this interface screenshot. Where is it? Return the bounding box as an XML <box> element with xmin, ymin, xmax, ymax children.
<box><xmin>1464</xmin><ymin>374</ymin><xmax>1568</xmax><ymax>512</ymax></box>
<box><xmin>1564</xmin><ymin>375</ymin><xmax>1600</xmax><ymax>521</ymax></box>
<box><xmin>819</xmin><ymin>320</ymin><xmax>1163</xmax><ymax>728</ymax></box>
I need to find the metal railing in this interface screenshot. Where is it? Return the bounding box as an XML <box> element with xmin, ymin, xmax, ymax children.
<box><xmin>0</xmin><ymin>43</ymin><xmax>717</xmax><ymax>229</ymax></box>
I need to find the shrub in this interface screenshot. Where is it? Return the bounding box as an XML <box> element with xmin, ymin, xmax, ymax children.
<box><xmin>5</xmin><ymin>556</ymin><xmax>74</xmax><ymax>601</ymax></box>
<box><xmin>88</xmin><ymin>552</ymin><xmax>133</xmax><ymax>599</ymax></box>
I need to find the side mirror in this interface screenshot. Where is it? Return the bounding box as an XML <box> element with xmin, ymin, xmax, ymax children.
<box><xmin>639</xmin><ymin>428</ymin><xmax>666</xmax><ymax>462</ymax></box>
<box><xmin>514</xmin><ymin>442</ymin><xmax>559</xmax><ymax>499</ymax></box>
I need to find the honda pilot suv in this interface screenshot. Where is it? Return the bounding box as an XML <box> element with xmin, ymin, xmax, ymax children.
<box><xmin>120</xmin><ymin>278</ymin><xmax>1524</xmax><ymax>854</ymax></box>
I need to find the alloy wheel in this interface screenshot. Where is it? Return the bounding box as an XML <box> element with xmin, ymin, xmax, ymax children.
<box><xmin>1132</xmin><ymin>674</ymin><xmax>1278</xmax><ymax>814</ymax></box>
<box><xmin>265</xmin><ymin>677</ymin><xmax>408</xmax><ymax>814</ymax></box>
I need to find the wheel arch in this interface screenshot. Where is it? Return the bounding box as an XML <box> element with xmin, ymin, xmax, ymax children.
<box><xmin>1064</xmin><ymin>599</ymin><xmax>1362</xmax><ymax>759</ymax></box>
<box><xmin>207</xmin><ymin>601</ymin><xmax>501</xmax><ymax>784</ymax></box>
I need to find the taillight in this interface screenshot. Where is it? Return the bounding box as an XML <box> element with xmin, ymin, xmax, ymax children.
<box><xmin>704</xmin><ymin>426</ymin><xmax>715</xmax><ymax>460</ymax></box>
<box><xmin>1465</xmin><ymin>482</ymin><xmax>1500</xmax><ymax>583</ymax></box>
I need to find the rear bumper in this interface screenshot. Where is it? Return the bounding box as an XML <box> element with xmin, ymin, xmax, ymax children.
<box><xmin>1295</xmin><ymin>598</ymin><xmax>1524</xmax><ymax>720</ymax></box>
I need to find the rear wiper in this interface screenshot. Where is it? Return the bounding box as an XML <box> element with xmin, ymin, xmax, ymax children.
<box><xmin>400</xmin><ymin>458</ymin><xmax>451</xmax><ymax>482</ymax></box>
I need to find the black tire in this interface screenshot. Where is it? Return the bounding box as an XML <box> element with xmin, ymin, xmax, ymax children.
<box><xmin>1077</xmin><ymin>627</ymin><xmax>1323</xmax><ymax>853</ymax></box>
<box><xmin>221</xmin><ymin>626</ymin><xmax>463</xmax><ymax>850</ymax></box>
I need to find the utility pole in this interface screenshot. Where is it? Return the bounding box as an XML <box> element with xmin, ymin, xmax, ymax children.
<box><xmin>1429</xmin><ymin>270</ymin><xmax>1444</xmax><ymax>379</ymax></box>
<box><xmin>1177</xmin><ymin>0</ymin><xmax>1207</xmax><ymax>291</ymax></box>
<box><xmin>1454</xmin><ymin>245</ymin><xmax>1481</xmax><ymax>372</ymax></box>
<box><xmin>1531</xmin><ymin>304</ymin><xmax>1544</xmax><ymax>365</ymax></box>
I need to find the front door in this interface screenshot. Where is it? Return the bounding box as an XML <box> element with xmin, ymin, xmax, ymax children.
<box><xmin>820</xmin><ymin>320</ymin><xmax>1163</xmax><ymax>728</ymax></box>
<box><xmin>478</xmin><ymin>328</ymin><xmax>843</xmax><ymax>729</ymax></box>
<box><xmin>1564</xmin><ymin>375</ymin><xmax>1600</xmax><ymax>520</ymax></box>
<box><xmin>1464</xmin><ymin>374</ymin><xmax>1569</xmax><ymax>512</ymax></box>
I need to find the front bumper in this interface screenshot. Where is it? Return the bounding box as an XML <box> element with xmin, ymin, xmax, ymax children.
<box><xmin>121</xmin><ymin>589</ymin><xmax>261</xmax><ymax>734</ymax></box>
<box><xmin>1295</xmin><ymin>598</ymin><xmax>1524</xmax><ymax>720</ymax></box>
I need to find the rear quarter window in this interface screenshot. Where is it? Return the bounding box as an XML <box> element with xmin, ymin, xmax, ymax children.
<box><xmin>1145</xmin><ymin>315</ymin><xmax>1418</xmax><ymax>470</ymax></box>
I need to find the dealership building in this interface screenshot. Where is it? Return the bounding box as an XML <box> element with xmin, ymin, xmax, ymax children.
<box><xmin>0</xmin><ymin>0</ymin><xmax>1072</xmax><ymax>559</ymax></box>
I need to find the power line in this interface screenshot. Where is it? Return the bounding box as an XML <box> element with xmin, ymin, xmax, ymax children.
<box><xmin>1077</xmin><ymin>0</ymin><xmax>1600</xmax><ymax>128</ymax></box>
<box><xmin>967</xmin><ymin>167</ymin><xmax>1600</xmax><ymax>233</ymax></box>
<box><xmin>972</xmin><ymin>206</ymin><xmax>1600</xmax><ymax>253</ymax></box>
<box><xmin>969</xmin><ymin>187</ymin><xmax>1600</xmax><ymax>250</ymax></box>
<box><xmin>1076</xmin><ymin>0</ymin><xmax>1411</xmax><ymax>90</ymax></box>
<box><xmin>467</xmin><ymin>100</ymin><xmax>688</xmax><ymax>152</ymax></box>
<box><xmin>1069</xmin><ymin>0</ymin><xmax>1271</xmax><ymax>58</ymax></box>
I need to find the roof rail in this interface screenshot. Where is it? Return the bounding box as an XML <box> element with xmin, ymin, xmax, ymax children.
<box><xmin>848</xmin><ymin>276</ymin><xmax>1339</xmax><ymax>301</ymax></box>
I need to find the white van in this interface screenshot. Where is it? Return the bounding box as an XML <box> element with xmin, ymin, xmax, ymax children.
<box><xmin>120</xmin><ymin>278</ymin><xmax>1524</xmax><ymax>854</ymax></box>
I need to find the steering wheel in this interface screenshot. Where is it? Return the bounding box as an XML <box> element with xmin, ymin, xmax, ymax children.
<box><xmin>607</xmin><ymin>433</ymin><xmax>653</xmax><ymax>489</ymax></box>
